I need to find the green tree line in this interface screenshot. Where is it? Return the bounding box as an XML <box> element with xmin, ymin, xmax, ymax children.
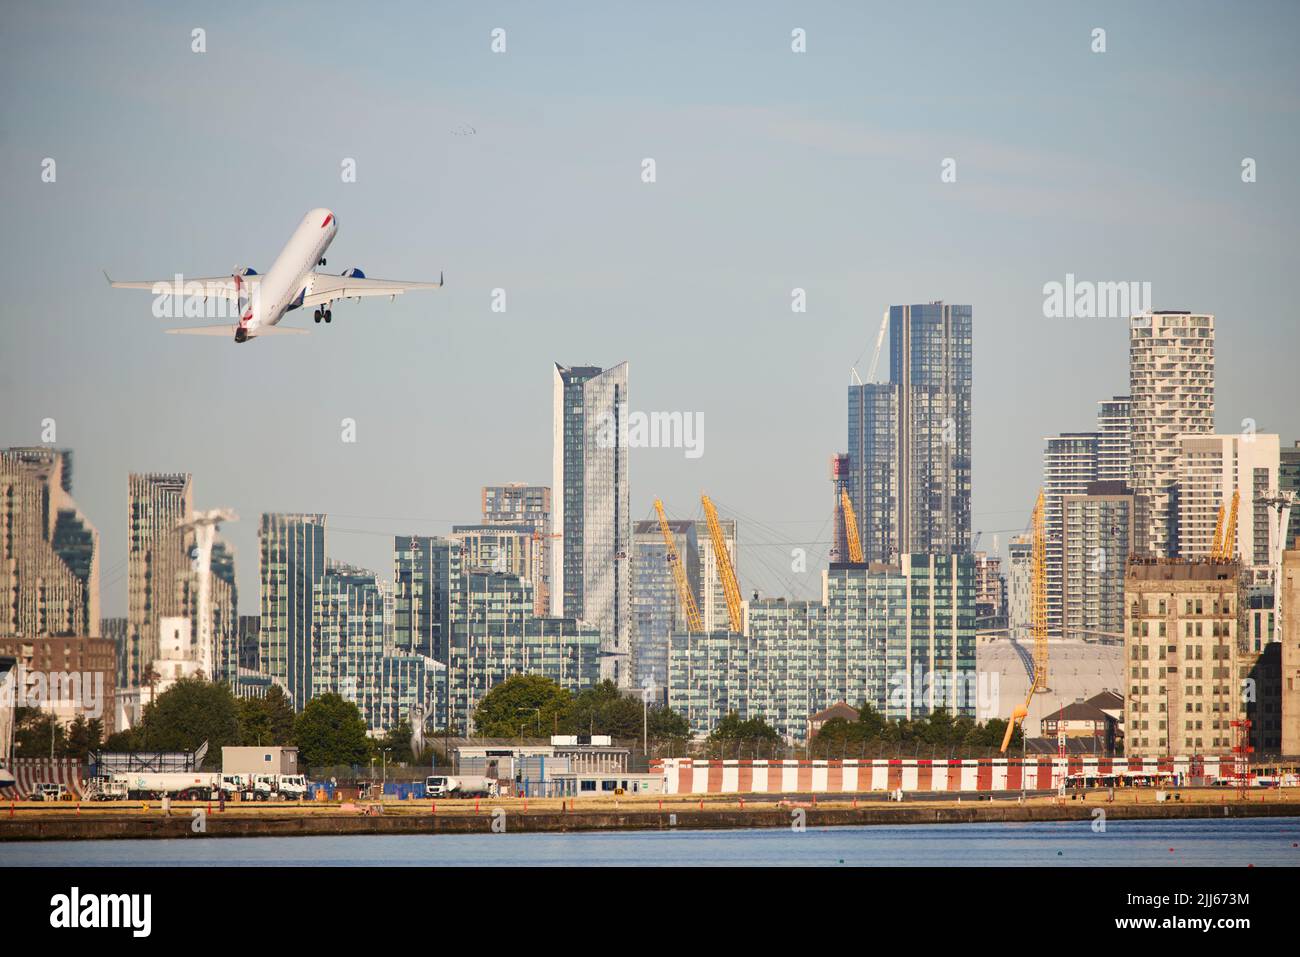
<box><xmin>15</xmin><ymin>679</ymin><xmax>408</xmax><ymax>771</ymax></box>
<box><xmin>472</xmin><ymin>676</ymin><xmax>690</xmax><ymax>742</ymax></box>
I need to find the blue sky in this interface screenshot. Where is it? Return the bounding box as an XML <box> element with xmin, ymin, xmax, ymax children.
<box><xmin>2</xmin><ymin>1</ymin><xmax>1298</xmax><ymax>614</ymax></box>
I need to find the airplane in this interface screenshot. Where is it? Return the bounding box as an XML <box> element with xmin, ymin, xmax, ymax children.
<box><xmin>105</xmin><ymin>208</ymin><xmax>443</xmax><ymax>342</ymax></box>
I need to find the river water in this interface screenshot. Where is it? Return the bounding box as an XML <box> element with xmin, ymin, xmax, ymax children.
<box><xmin>7</xmin><ymin>817</ymin><xmax>1300</xmax><ymax>866</ymax></box>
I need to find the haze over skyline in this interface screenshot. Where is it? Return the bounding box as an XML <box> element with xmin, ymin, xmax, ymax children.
<box><xmin>3</xmin><ymin>1</ymin><xmax>1298</xmax><ymax>616</ymax></box>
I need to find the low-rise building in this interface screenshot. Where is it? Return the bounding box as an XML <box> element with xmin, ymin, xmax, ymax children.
<box><xmin>809</xmin><ymin>701</ymin><xmax>859</xmax><ymax>739</ymax></box>
<box><xmin>221</xmin><ymin>745</ymin><xmax>300</xmax><ymax>776</ymax></box>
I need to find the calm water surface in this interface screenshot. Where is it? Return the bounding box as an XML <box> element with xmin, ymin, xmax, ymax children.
<box><xmin>6</xmin><ymin>817</ymin><xmax>1300</xmax><ymax>866</ymax></box>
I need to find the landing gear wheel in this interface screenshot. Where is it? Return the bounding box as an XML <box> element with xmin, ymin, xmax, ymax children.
<box><xmin>313</xmin><ymin>310</ymin><xmax>322</xmax><ymax>323</ymax></box>
<box><xmin>324</xmin><ymin>310</ymin><xmax>332</xmax><ymax>323</ymax></box>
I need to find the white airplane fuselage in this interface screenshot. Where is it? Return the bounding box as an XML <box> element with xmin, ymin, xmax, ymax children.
<box><xmin>237</xmin><ymin>207</ymin><xmax>337</xmax><ymax>342</ymax></box>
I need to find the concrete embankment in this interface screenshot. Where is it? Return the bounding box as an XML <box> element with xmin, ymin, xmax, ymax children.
<box><xmin>3</xmin><ymin>799</ymin><xmax>1299</xmax><ymax>842</ymax></box>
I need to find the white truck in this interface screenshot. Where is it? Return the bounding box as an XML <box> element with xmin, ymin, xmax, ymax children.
<box><xmin>120</xmin><ymin>772</ymin><xmax>221</xmax><ymax>800</ymax></box>
<box><xmin>425</xmin><ymin>774</ymin><xmax>497</xmax><ymax>798</ymax></box>
<box><xmin>31</xmin><ymin>782</ymin><xmax>71</xmax><ymax>802</ymax></box>
<box><xmin>276</xmin><ymin>774</ymin><xmax>307</xmax><ymax>800</ymax></box>
<box><xmin>250</xmin><ymin>774</ymin><xmax>277</xmax><ymax>801</ymax></box>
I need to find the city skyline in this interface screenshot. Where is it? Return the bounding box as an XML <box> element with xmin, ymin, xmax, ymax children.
<box><xmin>4</xmin><ymin>3</ymin><xmax>1298</xmax><ymax>618</ymax></box>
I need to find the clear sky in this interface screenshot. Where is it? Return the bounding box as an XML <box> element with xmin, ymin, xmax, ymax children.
<box><xmin>3</xmin><ymin>1</ymin><xmax>1298</xmax><ymax>615</ymax></box>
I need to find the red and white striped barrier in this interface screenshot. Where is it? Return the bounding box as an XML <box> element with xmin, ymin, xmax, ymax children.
<box><xmin>4</xmin><ymin>758</ymin><xmax>86</xmax><ymax>799</ymax></box>
<box><xmin>651</xmin><ymin>756</ymin><xmax>1236</xmax><ymax>796</ymax></box>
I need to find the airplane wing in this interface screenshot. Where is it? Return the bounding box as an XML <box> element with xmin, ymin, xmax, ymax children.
<box><xmin>104</xmin><ymin>270</ymin><xmax>259</xmax><ymax>302</ymax></box>
<box><xmin>300</xmin><ymin>271</ymin><xmax>443</xmax><ymax>309</ymax></box>
<box><xmin>166</xmin><ymin>325</ymin><xmax>308</xmax><ymax>336</ymax></box>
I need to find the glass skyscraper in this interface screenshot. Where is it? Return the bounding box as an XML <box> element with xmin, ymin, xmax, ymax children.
<box><xmin>1</xmin><ymin>448</ymin><xmax>100</xmax><ymax>641</ymax></box>
<box><xmin>552</xmin><ymin>362</ymin><xmax>631</xmax><ymax>685</ymax></box>
<box><xmin>848</xmin><ymin>303</ymin><xmax>971</xmax><ymax>563</ymax></box>
<box><xmin>258</xmin><ymin>512</ymin><xmax>326</xmax><ymax>708</ymax></box>
<box><xmin>392</xmin><ymin>535</ymin><xmax>461</xmax><ymax>662</ymax></box>
<box><xmin>632</xmin><ymin>518</ymin><xmax>700</xmax><ymax>693</ymax></box>
<box><xmin>128</xmin><ymin>472</ymin><xmax>192</xmax><ymax>689</ymax></box>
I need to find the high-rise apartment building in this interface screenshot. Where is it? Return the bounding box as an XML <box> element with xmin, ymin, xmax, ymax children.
<box><xmin>392</xmin><ymin>535</ymin><xmax>461</xmax><ymax>662</ymax></box>
<box><xmin>848</xmin><ymin>303</ymin><xmax>971</xmax><ymax>561</ymax></box>
<box><xmin>632</xmin><ymin>518</ymin><xmax>700</xmax><ymax>692</ymax></box>
<box><xmin>1124</xmin><ymin>558</ymin><xmax>1241</xmax><ymax>757</ymax></box>
<box><xmin>668</xmin><ymin>555</ymin><xmax>975</xmax><ymax>741</ymax></box>
<box><xmin>258</xmin><ymin>513</ymin><xmax>326</xmax><ymax>707</ymax></box>
<box><xmin>481</xmin><ymin>484</ymin><xmax>551</xmax><ymax>614</ymax></box>
<box><xmin>450</xmin><ymin>569</ymin><xmax>601</xmax><ymax>732</ymax></box>
<box><xmin>306</xmin><ymin>561</ymin><xmax>443</xmax><ymax>734</ymax></box>
<box><xmin>973</xmin><ymin>551</ymin><xmax>1006</xmax><ymax>629</ymax></box>
<box><xmin>127</xmin><ymin>473</ymin><xmax>192</xmax><ymax>688</ymax></box>
<box><xmin>1096</xmin><ymin>396</ymin><xmax>1132</xmax><ymax>483</ymax></box>
<box><xmin>1177</xmin><ymin>433</ymin><xmax>1281</xmax><ymax>570</ymax></box>
<box><xmin>1007</xmin><ymin>535</ymin><xmax>1033</xmax><ymax>641</ymax></box>
<box><xmin>552</xmin><ymin>362</ymin><xmax>631</xmax><ymax>685</ymax></box>
<box><xmin>846</xmin><ymin>383</ymin><xmax>897</xmax><ymax>563</ymax></box>
<box><xmin>1129</xmin><ymin>312</ymin><xmax>1215</xmax><ymax>557</ymax></box>
<box><xmin>0</xmin><ymin>448</ymin><xmax>100</xmax><ymax>639</ymax></box>
<box><xmin>451</xmin><ymin>524</ymin><xmax>539</xmax><ymax>585</ymax></box>
<box><xmin>1043</xmin><ymin>433</ymin><xmax>1099</xmax><ymax>637</ymax></box>
<box><xmin>1061</xmin><ymin>482</ymin><xmax>1135</xmax><ymax>643</ymax></box>
<box><xmin>892</xmin><ymin>303</ymin><xmax>973</xmax><ymax>555</ymax></box>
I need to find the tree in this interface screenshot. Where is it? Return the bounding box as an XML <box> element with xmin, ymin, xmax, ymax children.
<box><xmin>137</xmin><ymin>678</ymin><xmax>240</xmax><ymax>767</ymax></box>
<box><xmin>572</xmin><ymin>680</ymin><xmax>642</xmax><ymax>738</ymax></box>
<box><xmin>13</xmin><ymin>708</ymin><xmax>66</xmax><ymax>758</ymax></box>
<box><xmin>238</xmin><ymin>684</ymin><xmax>296</xmax><ymax>746</ymax></box>
<box><xmin>102</xmin><ymin>728</ymin><xmax>140</xmax><ymax>752</ymax></box>
<box><xmin>709</xmin><ymin>711</ymin><xmax>780</xmax><ymax>744</ymax></box>
<box><xmin>472</xmin><ymin>674</ymin><xmax>574</xmax><ymax>738</ymax></box>
<box><xmin>808</xmin><ymin>704</ymin><xmax>1021</xmax><ymax>756</ymax></box>
<box><xmin>375</xmin><ymin>721</ymin><xmax>416</xmax><ymax>764</ymax></box>
<box><xmin>65</xmin><ymin>715</ymin><xmax>104</xmax><ymax>761</ymax></box>
<box><xmin>647</xmin><ymin>704</ymin><xmax>690</xmax><ymax>742</ymax></box>
<box><xmin>293</xmin><ymin>693</ymin><xmax>370</xmax><ymax>770</ymax></box>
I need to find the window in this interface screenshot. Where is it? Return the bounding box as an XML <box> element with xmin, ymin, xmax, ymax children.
<box><xmin>580</xmin><ymin>780</ymin><xmax>596</xmax><ymax>792</ymax></box>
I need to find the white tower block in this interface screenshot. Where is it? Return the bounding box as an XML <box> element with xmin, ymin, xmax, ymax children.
<box><xmin>177</xmin><ymin>508</ymin><xmax>238</xmax><ymax>680</ymax></box>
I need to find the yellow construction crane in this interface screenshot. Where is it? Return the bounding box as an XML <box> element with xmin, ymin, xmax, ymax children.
<box><xmin>840</xmin><ymin>489</ymin><xmax>865</xmax><ymax>563</ymax></box>
<box><xmin>1219</xmin><ymin>489</ymin><xmax>1240</xmax><ymax>560</ymax></box>
<box><xmin>701</xmin><ymin>494</ymin><xmax>744</xmax><ymax>633</ymax></box>
<box><xmin>1001</xmin><ymin>489</ymin><xmax>1048</xmax><ymax>753</ymax></box>
<box><xmin>653</xmin><ymin>498</ymin><xmax>703</xmax><ymax>633</ymax></box>
<box><xmin>1210</xmin><ymin>502</ymin><xmax>1226</xmax><ymax>558</ymax></box>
